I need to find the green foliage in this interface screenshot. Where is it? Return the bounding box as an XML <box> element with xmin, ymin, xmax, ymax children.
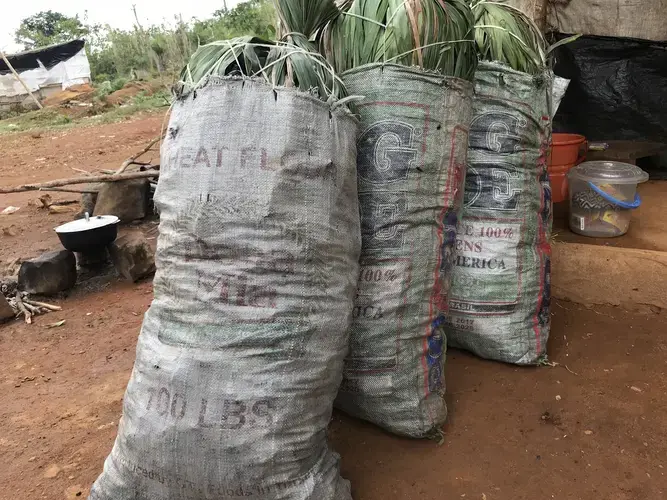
<box><xmin>93</xmin><ymin>77</ymin><xmax>128</xmax><ymax>99</ymax></box>
<box><xmin>15</xmin><ymin>1</ymin><xmax>277</xmax><ymax>81</ymax></box>
<box><xmin>96</xmin><ymin>90</ymin><xmax>171</xmax><ymax>123</ymax></box>
<box><xmin>15</xmin><ymin>10</ymin><xmax>89</xmax><ymax>49</ymax></box>
<box><xmin>321</xmin><ymin>0</ymin><xmax>477</xmax><ymax>81</ymax></box>
<box><xmin>0</xmin><ymin>108</ymin><xmax>72</xmax><ymax>134</ymax></box>
<box><xmin>274</xmin><ymin>0</ymin><xmax>340</xmax><ymax>40</ymax></box>
<box><xmin>0</xmin><ymin>89</ymin><xmax>171</xmax><ymax>134</ymax></box>
<box><xmin>180</xmin><ymin>36</ymin><xmax>345</xmax><ymax>101</ymax></box>
<box><xmin>470</xmin><ymin>0</ymin><xmax>546</xmax><ymax>74</ymax></box>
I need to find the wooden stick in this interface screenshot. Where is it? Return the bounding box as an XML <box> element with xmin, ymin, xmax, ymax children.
<box><xmin>117</xmin><ymin>137</ymin><xmax>160</xmax><ymax>175</ymax></box>
<box><xmin>0</xmin><ymin>49</ymin><xmax>43</xmax><ymax>110</ymax></box>
<box><xmin>71</xmin><ymin>167</ymin><xmax>92</xmax><ymax>176</ymax></box>
<box><xmin>24</xmin><ymin>299</ymin><xmax>62</xmax><ymax>312</ymax></box>
<box><xmin>103</xmin><ymin>163</ymin><xmax>158</xmax><ymax>175</ymax></box>
<box><xmin>22</xmin><ymin>302</ymin><xmax>41</xmax><ymax>315</ymax></box>
<box><xmin>0</xmin><ymin>171</ymin><xmax>158</xmax><ymax>194</ymax></box>
<box><xmin>15</xmin><ymin>292</ymin><xmax>31</xmax><ymax>324</ymax></box>
<box><xmin>51</xmin><ymin>200</ymin><xmax>80</xmax><ymax>206</ymax></box>
<box><xmin>41</xmin><ymin>187</ymin><xmax>98</xmax><ymax>194</ymax></box>
<box><xmin>37</xmin><ymin>194</ymin><xmax>78</xmax><ymax>209</ymax></box>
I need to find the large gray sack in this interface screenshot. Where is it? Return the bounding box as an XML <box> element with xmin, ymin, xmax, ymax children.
<box><xmin>90</xmin><ymin>78</ymin><xmax>361</xmax><ymax>500</ymax></box>
<box><xmin>335</xmin><ymin>64</ymin><xmax>473</xmax><ymax>438</ymax></box>
<box><xmin>446</xmin><ymin>62</ymin><xmax>553</xmax><ymax>365</ymax></box>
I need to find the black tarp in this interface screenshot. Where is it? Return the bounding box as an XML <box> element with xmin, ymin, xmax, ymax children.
<box><xmin>552</xmin><ymin>34</ymin><xmax>667</xmax><ymax>142</ymax></box>
<box><xmin>0</xmin><ymin>40</ymin><xmax>85</xmax><ymax>75</ymax></box>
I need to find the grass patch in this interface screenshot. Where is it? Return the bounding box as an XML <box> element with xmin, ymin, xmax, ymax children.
<box><xmin>0</xmin><ymin>109</ymin><xmax>72</xmax><ymax>134</ymax></box>
<box><xmin>94</xmin><ymin>90</ymin><xmax>171</xmax><ymax>124</ymax></box>
<box><xmin>0</xmin><ymin>89</ymin><xmax>171</xmax><ymax>135</ymax></box>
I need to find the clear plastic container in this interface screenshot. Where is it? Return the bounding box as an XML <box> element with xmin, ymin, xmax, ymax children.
<box><xmin>567</xmin><ymin>161</ymin><xmax>649</xmax><ymax>238</ymax></box>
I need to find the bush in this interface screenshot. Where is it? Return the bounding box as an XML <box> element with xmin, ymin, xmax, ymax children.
<box><xmin>85</xmin><ymin>0</ymin><xmax>276</xmax><ymax>81</ymax></box>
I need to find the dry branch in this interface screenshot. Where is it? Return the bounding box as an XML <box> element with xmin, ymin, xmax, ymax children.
<box><xmin>37</xmin><ymin>194</ymin><xmax>80</xmax><ymax>208</ymax></box>
<box><xmin>71</xmin><ymin>167</ymin><xmax>92</xmax><ymax>176</ymax></box>
<box><xmin>24</xmin><ymin>299</ymin><xmax>62</xmax><ymax>312</ymax></box>
<box><xmin>22</xmin><ymin>302</ymin><xmax>41</xmax><ymax>315</ymax></box>
<box><xmin>50</xmin><ymin>200</ymin><xmax>80</xmax><ymax>206</ymax></box>
<box><xmin>15</xmin><ymin>292</ymin><xmax>31</xmax><ymax>324</ymax></box>
<box><xmin>116</xmin><ymin>137</ymin><xmax>160</xmax><ymax>175</ymax></box>
<box><xmin>40</xmin><ymin>187</ymin><xmax>99</xmax><ymax>194</ymax></box>
<box><xmin>0</xmin><ymin>171</ymin><xmax>159</xmax><ymax>194</ymax></box>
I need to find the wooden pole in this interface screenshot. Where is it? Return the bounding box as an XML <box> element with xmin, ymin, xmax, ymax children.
<box><xmin>0</xmin><ymin>49</ymin><xmax>43</xmax><ymax>110</ymax></box>
<box><xmin>0</xmin><ymin>171</ymin><xmax>159</xmax><ymax>194</ymax></box>
<box><xmin>40</xmin><ymin>187</ymin><xmax>99</xmax><ymax>194</ymax></box>
<box><xmin>534</xmin><ymin>0</ymin><xmax>548</xmax><ymax>32</ymax></box>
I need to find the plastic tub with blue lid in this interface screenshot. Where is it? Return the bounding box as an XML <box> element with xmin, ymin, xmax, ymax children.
<box><xmin>567</xmin><ymin>161</ymin><xmax>649</xmax><ymax>238</ymax></box>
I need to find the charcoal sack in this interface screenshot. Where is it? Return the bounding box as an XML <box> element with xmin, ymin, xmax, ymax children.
<box><xmin>335</xmin><ymin>64</ymin><xmax>473</xmax><ymax>438</ymax></box>
<box><xmin>90</xmin><ymin>78</ymin><xmax>361</xmax><ymax>500</ymax></box>
<box><xmin>446</xmin><ymin>62</ymin><xmax>553</xmax><ymax>365</ymax></box>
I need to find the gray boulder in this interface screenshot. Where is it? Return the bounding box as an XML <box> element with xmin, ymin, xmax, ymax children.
<box><xmin>0</xmin><ymin>294</ymin><xmax>14</xmax><ymax>323</ymax></box>
<box><xmin>75</xmin><ymin>183</ymin><xmax>101</xmax><ymax>219</ymax></box>
<box><xmin>109</xmin><ymin>232</ymin><xmax>155</xmax><ymax>282</ymax></box>
<box><xmin>94</xmin><ymin>179</ymin><xmax>149</xmax><ymax>223</ymax></box>
<box><xmin>18</xmin><ymin>250</ymin><xmax>77</xmax><ymax>295</ymax></box>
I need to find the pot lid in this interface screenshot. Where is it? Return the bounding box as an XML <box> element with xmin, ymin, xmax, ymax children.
<box><xmin>55</xmin><ymin>213</ymin><xmax>120</xmax><ymax>234</ymax></box>
<box><xmin>568</xmin><ymin>161</ymin><xmax>649</xmax><ymax>185</ymax></box>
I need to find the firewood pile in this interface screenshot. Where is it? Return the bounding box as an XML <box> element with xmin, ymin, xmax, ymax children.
<box><xmin>5</xmin><ymin>291</ymin><xmax>62</xmax><ymax>324</ymax></box>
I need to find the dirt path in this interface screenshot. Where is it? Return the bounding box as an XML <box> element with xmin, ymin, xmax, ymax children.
<box><xmin>1</xmin><ymin>117</ymin><xmax>665</xmax><ymax>499</ymax></box>
<box><xmin>0</xmin><ymin>114</ymin><xmax>163</xmax><ymax>268</ymax></box>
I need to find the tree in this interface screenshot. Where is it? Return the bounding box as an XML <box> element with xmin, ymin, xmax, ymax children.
<box><xmin>195</xmin><ymin>0</ymin><xmax>276</xmax><ymax>46</ymax></box>
<box><xmin>15</xmin><ymin>11</ymin><xmax>89</xmax><ymax>50</ymax></box>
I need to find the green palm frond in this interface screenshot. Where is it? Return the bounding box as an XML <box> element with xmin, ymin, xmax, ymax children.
<box><xmin>470</xmin><ymin>0</ymin><xmax>546</xmax><ymax>74</ymax></box>
<box><xmin>179</xmin><ymin>36</ymin><xmax>346</xmax><ymax>101</ymax></box>
<box><xmin>321</xmin><ymin>0</ymin><xmax>477</xmax><ymax>81</ymax></box>
<box><xmin>274</xmin><ymin>0</ymin><xmax>341</xmax><ymax>40</ymax></box>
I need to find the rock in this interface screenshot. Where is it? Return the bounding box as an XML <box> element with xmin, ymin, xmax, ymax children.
<box><xmin>94</xmin><ymin>179</ymin><xmax>149</xmax><ymax>223</ymax></box>
<box><xmin>0</xmin><ymin>294</ymin><xmax>14</xmax><ymax>322</ymax></box>
<box><xmin>75</xmin><ymin>183</ymin><xmax>101</xmax><ymax>220</ymax></box>
<box><xmin>1</xmin><ymin>206</ymin><xmax>20</xmax><ymax>215</ymax></box>
<box><xmin>18</xmin><ymin>250</ymin><xmax>77</xmax><ymax>295</ymax></box>
<box><xmin>109</xmin><ymin>233</ymin><xmax>155</xmax><ymax>282</ymax></box>
<box><xmin>0</xmin><ymin>278</ymin><xmax>18</xmax><ymax>296</ymax></box>
<box><xmin>65</xmin><ymin>485</ymin><xmax>84</xmax><ymax>499</ymax></box>
<box><xmin>2</xmin><ymin>225</ymin><xmax>19</xmax><ymax>237</ymax></box>
<box><xmin>37</xmin><ymin>194</ymin><xmax>53</xmax><ymax>208</ymax></box>
<box><xmin>43</xmin><ymin>464</ymin><xmax>61</xmax><ymax>478</ymax></box>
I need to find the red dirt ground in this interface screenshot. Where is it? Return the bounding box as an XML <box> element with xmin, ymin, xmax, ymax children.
<box><xmin>1</xmin><ymin>116</ymin><xmax>665</xmax><ymax>500</ymax></box>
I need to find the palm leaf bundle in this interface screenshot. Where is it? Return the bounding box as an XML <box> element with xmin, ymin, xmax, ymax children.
<box><xmin>179</xmin><ymin>0</ymin><xmax>348</xmax><ymax>102</ymax></box>
<box><xmin>274</xmin><ymin>0</ymin><xmax>341</xmax><ymax>45</ymax></box>
<box><xmin>321</xmin><ymin>0</ymin><xmax>477</xmax><ymax>81</ymax></box>
<box><xmin>470</xmin><ymin>0</ymin><xmax>547</xmax><ymax>74</ymax></box>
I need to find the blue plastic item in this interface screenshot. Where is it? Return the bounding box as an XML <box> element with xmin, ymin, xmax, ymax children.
<box><xmin>587</xmin><ymin>182</ymin><xmax>642</xmax><ymax>209</ymax></box>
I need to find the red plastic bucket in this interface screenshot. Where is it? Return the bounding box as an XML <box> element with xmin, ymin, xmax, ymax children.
<box><xmin>548</xmin><ymin>133</ymin><xmax>587</xmax><ymax>203</ymax></box>
<box><xmin>549</xmin><ymin>133</ymin><xmax>587</xmax><ymax>166</ymax></box>
<box><xmin>548</xmin><ymin>162</ymin><xmax>576</xmax><ymax>203</ymax></box>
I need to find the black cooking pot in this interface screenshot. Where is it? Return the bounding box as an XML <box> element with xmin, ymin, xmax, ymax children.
<box><xmin>55</xmin><ymin>213</ymin><xmax>120</xmax><ymax>252</ymax></box>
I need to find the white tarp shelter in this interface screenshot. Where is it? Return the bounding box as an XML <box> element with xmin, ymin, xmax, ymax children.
<box><xmin>0</xmin><ymin>39</ymin><xmax>90</xmax><ymax>104</ymax></box>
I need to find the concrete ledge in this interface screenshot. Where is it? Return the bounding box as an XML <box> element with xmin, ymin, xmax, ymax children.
<box><xmin>552</xmin><ymin>241</ymin><xmax>667</xmax><ymax>311</ymax></box>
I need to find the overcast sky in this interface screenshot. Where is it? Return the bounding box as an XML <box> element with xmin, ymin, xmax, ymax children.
<box><xmin>1</xmin><ymin>0</ymin><xmax>244</xmax><ymax>53</ymax></box>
